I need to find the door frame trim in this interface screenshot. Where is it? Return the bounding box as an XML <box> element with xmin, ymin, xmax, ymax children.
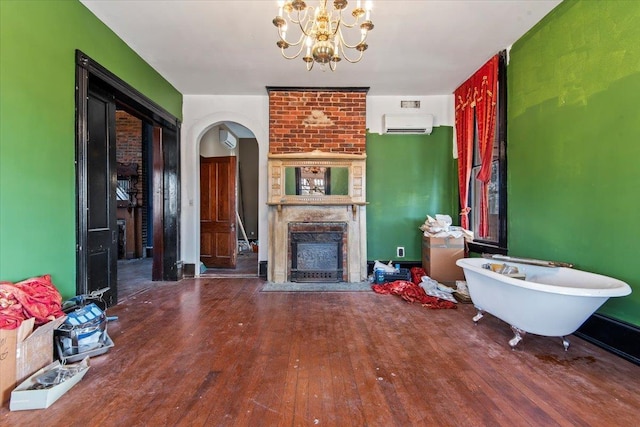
<box><xmin>76</xmin><ymin>51</ymin><xmax>179</xmax><ymax>128</ymax></box>
<box><xmin>75</xmin><ymin>50</ymin><xmax>181</xmax><ymax>298</ymax></box>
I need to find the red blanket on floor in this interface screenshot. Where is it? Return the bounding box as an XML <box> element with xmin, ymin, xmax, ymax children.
<box><xmin>371</xmin><ymin>267</ymin><xmax>456</xmax><ymax>309</ymax></box>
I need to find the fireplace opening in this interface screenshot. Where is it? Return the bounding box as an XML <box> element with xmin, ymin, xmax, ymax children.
<box><xmin>289</xmin><ymin>223</ymin><xmax>347</xmax><ymax>282</ymax></box>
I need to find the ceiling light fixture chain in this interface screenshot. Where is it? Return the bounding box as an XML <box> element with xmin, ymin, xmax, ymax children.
<box><xmin>273</xmin><ymin>0</ymin><xmax>374</xmax><ymax>71</ymax></box>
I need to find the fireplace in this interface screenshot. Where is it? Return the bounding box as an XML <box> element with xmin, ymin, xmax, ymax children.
<box><xmin>267</xmin><ymin>151</ymin><xmax>367</xmax><ymax>284</ymax></box>
<box><xmin>266</xmin><ymin>88</ymin><xmax>368</xmax><ymax>284</ymax></box>
<box><xmin>289</xmin><ymin>222</ymin><xmax>346</xmax><ymax>282</ymax></box>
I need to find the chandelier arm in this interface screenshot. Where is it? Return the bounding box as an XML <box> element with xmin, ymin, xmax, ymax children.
<box><xmin>296</xmin><ymin>17</ymin><xmax>314</xmax><ymax>39</ymax></box>
<box><xmin>285</xmin><ymin>6</ymin><xmax>310</xmax><ymax>26</ymax></box>
<box><xmin>338</xmin><ymin>39</ymin><xmax>367</xmax><ymax>49</ymax></box>
<box><xmin>278</xmin><ymin>27</ymin><xmax>307</xmax><ymax>48</ymax></box>
<box><xmin>329</xmin><ymin>14</ymin><xmax>342</xmax><ymax>38</ymax></box>
<box><xmin>336</xmin><ymin>27</ymin><xmax>368</xmax><ymax>49</ymax></box>
<box><xmin>336</xmin><ymin>41</ymin><xmax>366</xmax><ymax>64</ymax></box>
<box><xmin>293</xmin><ymin>7</ymin><xmax>316</xmax><ymax>38</ymax></box>
<box><xmin>280</xmin><ymin>42</ymin><xmax>307</xmax><ymax>60</ymax></box>
<box><xmin>338</xmin><ymin>50</ymin><xmax>365</xmax><ymax>63</ymax></box>
<box><xmin>334</xmin><ymin>15</ymin><xmax>362</xmax><ymax>29</ymax></box>
<box><xmin>278</xmin><ymin>6</ymin><xmax>313</xmax><ymax>48</ymax></box>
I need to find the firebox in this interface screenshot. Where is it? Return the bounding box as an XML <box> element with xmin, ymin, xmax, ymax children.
<box><xmin>289</xmin><ymin>222</ymin><xmax>346</xmax><ymax>282</ymax></box>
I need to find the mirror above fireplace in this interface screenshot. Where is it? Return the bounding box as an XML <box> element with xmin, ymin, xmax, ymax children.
<box><xmin>267</xmin><ymin>150</ymin><xmax>366</xmax><ymax>206</ymax></box>
<box><xmin>284</xmin><ymin>166</ymin><xmax>349</xmax><ymax>196</ymax></box>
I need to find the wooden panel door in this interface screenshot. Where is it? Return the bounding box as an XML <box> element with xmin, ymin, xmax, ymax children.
<box><xmin>85</xmin><ymin>88</ymin><xmax>117</xmax><ymax>305</ymax></box>
<box><xmin>200</xmin><ymin>156</ymin><xmax>237</xmax><ymax>268</ymax></box>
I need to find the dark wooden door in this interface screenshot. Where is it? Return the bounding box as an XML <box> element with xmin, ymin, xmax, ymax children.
<box><xmin>200</xmin><ymin>156</ymin><xmax>237</xmax><ymax>268</ymax></box>
<box><xmin>152</xmin><ymin>126</ymin><xmax>180</xmax><ymax>280</ymax></box>
<box><xmin>85</xmin><ymin>89</ymin><xmax>118</xmax><ymax>305</ymax></box>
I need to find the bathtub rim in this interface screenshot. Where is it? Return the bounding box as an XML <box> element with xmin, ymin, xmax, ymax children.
<box><xmin>456</xmin><ymin>257</ymin><xmax>631</xmax><ymax>298</ymax></box>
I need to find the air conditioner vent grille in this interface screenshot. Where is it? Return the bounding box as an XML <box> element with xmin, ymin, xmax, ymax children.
<box><xmin>385</xmin><ymin>128</ymin><xmax>428</xmax><ymax>134</ymax></box>
<box><xmin>383</xmin><ymin>114</ymin><xmax>433</xmax><ymax>135</ymax></box>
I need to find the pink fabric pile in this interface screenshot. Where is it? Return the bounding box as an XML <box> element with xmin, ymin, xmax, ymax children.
<box><xmin>0</xmin><ymin>274</ymin><xmax>65</xmax><ymax>330</ymax></box>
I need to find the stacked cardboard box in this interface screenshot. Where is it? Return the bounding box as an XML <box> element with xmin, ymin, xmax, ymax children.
<box><xmin>422</xmin><ymin>235</ymin><xmax>465</xmax><ymax>283</ymax></box>
<box><xmin>0</xmin><ymin>317</ymin><xmax>66</xmax><ymax>404</ymax></box>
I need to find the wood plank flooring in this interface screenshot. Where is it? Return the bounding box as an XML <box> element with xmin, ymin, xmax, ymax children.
<box><xmin>1</xmin><ymin>277</ymin><xmax>639</xmax><ymax>426</ymax></box>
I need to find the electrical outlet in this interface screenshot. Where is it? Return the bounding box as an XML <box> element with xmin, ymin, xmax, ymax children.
<box><xmin>397</xmin><ymin>247</ymin><xmax>405</xmax><ymax>258</ymax></box>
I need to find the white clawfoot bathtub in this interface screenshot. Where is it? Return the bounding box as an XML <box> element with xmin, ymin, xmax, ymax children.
<box><xmin>456</xmin><ymin>257</ymin><xmax>632</xmax><ymax>350</ymax></box>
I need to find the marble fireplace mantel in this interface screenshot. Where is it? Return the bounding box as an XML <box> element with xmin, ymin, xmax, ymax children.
<box><xmin>267</xmin><ymin>151</ymin><xmax>367</xmax><ymax>283</ymax></box>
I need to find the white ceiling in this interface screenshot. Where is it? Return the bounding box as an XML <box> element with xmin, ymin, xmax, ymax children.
<box><xmin>80</xmin><ymin>0</ymin><xmax>561</xmax><ymax>96</ymax></box>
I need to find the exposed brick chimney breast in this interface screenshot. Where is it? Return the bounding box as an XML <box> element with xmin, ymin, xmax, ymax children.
<box><xmin>268</xmin><ymin>88</ymin><xmax>368</xmax><ymax>154</ymax></box>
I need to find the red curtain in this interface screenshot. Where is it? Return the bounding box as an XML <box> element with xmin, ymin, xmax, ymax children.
<box><xmin>455</xmin><ymin>55</ymin><xmax>499</xmax><ymax>236</ymax></box>
<box><xmin>454</xmin><ymin>85</ymin><xmax>474</xmax><ymax>230</ymax></box>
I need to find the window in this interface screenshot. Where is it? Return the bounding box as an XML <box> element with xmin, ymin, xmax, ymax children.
<box><xmin>468</xmin><ymin>52</ymin><xmax>507</xmax><ymax>253</ymax></box>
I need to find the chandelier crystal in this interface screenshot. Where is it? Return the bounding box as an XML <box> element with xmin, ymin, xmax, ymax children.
<box><xmin>273</xmin><ymin>0</ymin><xmax>374</xmax><ymax>71</ymax></box>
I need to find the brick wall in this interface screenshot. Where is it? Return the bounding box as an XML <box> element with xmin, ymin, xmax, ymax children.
<box><xmin>268</xmin><ymin>89</ymin><xmax>367</xmax><ymax>154</ymax></box>
<box><xmin>116</xmin><ymin>110</ymin><xmax>143</xmax><ymax>202</ymax></box>
<box><xmin>116</xmin><ymin>111</ymin><xmax>142</xmax><ymax>167</ymax></box>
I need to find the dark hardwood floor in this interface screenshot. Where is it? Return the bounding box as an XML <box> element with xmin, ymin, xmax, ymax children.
<box><xmin>201</xmin><ymin>251</ymin><xmax>259</xmax><ymax>278</ymax></box>
<box><xmin>1</xmin><ymin>276</ymin><xmax>638</xmax><ymax>426</ymax></box>
<box><xmin>116</xmin><ymin>250</ymin><xmax>259</xmax><ymax>302</ymax></box>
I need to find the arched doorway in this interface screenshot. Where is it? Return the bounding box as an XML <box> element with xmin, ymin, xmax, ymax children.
<box><xmin>198</xmin><ymin>121</ymin><xmax>259</xmax><ymax>277</ymax></box>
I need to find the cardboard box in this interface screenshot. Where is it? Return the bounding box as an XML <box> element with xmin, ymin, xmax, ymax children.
<box><xmin>422</xmin><ymin>235</ymin><xmax>466</xmax><ymax>283</ymax></box>
<box><xmin>10</xmin><ymin>358</ymin><xmax>89</xmax><ymax>411</ymax></box>
<box><xmin>0</xmin><ymin>316</ymin><xmax>66</xmax><ymax>404</ymax></box>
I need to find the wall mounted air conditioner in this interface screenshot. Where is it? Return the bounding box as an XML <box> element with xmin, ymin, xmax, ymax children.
<box><xmin>383</xmin><ymin>113</ymin><xmax>434</xmax><ymax>134</ymax></box>
<box><xmin>219</xmin><ymin>129</ymin><xmax>237</xmax><ymax>149</ymax></box>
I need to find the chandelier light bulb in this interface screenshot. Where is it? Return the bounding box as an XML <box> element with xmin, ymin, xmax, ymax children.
<box><xmin>273</xmin><ymin>0</ymin><xmax>375</xmax><ymax>71</ymax></box>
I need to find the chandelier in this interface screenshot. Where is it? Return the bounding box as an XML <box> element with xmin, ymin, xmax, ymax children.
<box><xmin>273</xmin><ymin>0</ymin><xmax>374</xmax><ymax>71</ymax></box>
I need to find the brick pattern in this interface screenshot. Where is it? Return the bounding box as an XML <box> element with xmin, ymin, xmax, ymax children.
<box><xmin>269</xmin><ymin>90</ymin><xmax>367</xmax><ymax>154</ymax></box>
<box><xmin>116</xmin><ymin>111</ymin><xmax>143</xmax><ymax>203</ymax></box>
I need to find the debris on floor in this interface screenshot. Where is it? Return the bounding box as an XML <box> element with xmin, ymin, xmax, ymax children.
<box><xmin>371</xmin><ymin>267</ymin><xmax>457</xmax><ymax>309</ymax></box>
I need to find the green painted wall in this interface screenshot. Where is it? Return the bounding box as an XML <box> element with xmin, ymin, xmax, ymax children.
<box><xmin>366</xmin><ymin>127</ymin><xmax>458</xmax><ymax>262</ymax></box>
<box><xmin>0</xmin><ymin>1</ymin><xmax>182</xmax><ymax>298</ymax></box>
<box><xmin>508</xmin><ymin>0</ymin><xmax>640</xmax><ymax>325</ymax></box>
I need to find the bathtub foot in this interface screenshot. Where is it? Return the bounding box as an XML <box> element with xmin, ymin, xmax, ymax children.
<box><xmin>509</xmin><ymin>326</ymin><xmax>526</xmax><ymax>349</ymax></box>
<box><xmin>472</xmin><ymin>309</ymin><xmax>484</xmax><ymax>324</ymax></box>
<box><xmin>561</xmin><ymin>336</ymin><xmax>570</xmax><ymax>351</ymax></box>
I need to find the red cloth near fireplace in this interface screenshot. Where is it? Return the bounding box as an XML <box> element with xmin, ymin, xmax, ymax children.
<box><xmin>411</xmin><ymin>266</ymin><xmax>427</xmax><ymax>284</ymax></box>
<box><xmin>372</xmin><ymin>267</ymin><xmax>456</xmax><ymax>309</ymax></box>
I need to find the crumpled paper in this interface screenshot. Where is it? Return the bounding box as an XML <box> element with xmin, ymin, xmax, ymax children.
<box><xmin>373</xmin><ymin>260</ymin><xmax>396</xmax><ymax>273</ymax></box>
<box><xmin>419</xmin><ymin>214</ymin><xmax>474</xmax><ymax>241</ymax></box>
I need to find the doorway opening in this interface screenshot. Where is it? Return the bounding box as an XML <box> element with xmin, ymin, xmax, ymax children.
<box><xmin>75</xmin><ymin>50</ymin><xmax>181</xmax><ymax>306</ymax></box>
<box><xmin>114</xmin><ymin>109</ymin><xmax>156</xmax><ymax>299</ymax></box>
<box><xmin>199</xmin><ymin>122</ymin><xmax>259</xmax><ymax>277</ymax></box>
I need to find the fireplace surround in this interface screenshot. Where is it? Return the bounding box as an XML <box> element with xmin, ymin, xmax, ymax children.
<box><xmin>267</xmin><ymin>150</ymin><xmax>367</xmax><ymax>283</ymax></box>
